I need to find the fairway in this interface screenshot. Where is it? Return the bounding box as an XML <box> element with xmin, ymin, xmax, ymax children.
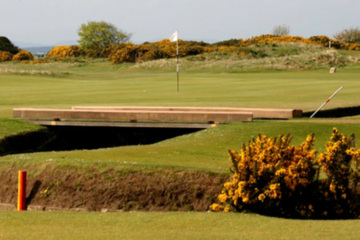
<box><xmin>0</xmin><ymin>62</ymin><xmax>359</xmax><ymax>118</ymax></box>
<box><xmin>2</xmin><ymin>0</ymin><xmax>360</xmax><ymax>238</ymax></box>
<box><xmin>1</xmin><ymin>60</ymin><xmax>360</xmax><ymax>239</ymax></box>
<box><xmin>1</xmin><ymin>211</ymin><xmax>360</xmax><ymax>240</ymax></box>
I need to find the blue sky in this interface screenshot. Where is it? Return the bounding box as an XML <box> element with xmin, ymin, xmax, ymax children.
<box><xmin>1</xmin><ymin>0</ymin><xmax>359</xmax><ymax>47</ymax></box>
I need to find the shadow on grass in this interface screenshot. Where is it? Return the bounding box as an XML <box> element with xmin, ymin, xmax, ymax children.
<box><xmin>304</xmin><ymin>106</ymin><xmax>360</xmax><ymax>118</ymax></box>
<box><xmin>0</xmin><ymin>126</ymin><xmax>202</xmax><ymax>156</ymax></box>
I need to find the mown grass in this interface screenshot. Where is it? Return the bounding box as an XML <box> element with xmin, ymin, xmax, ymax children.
<box><xmin>1</xmin><ymin>211</ymin><xmax>360</xmax><ymax>240</ymax></box>
<box><xmin>2</xmin><ymin>121</ymin><xmax>360</xmax><ymax>174</ymax></box>
<box><xmin>0</xmin><ymin>119</ymin><xmax>42</xmax><ymax>139</ymax></box>
<box><xmin>1</xmin><ymin>54</ymin><xmax>360</xmax><ymax>239</ymax></box>
<box><xmin>0</xmin><ymin>60</ymin><xmax>359</xmax><ymax>118</ymax></box>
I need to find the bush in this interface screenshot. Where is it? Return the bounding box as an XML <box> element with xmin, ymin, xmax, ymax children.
<box><xmin>109</xmin><ymin>42</ymin><xmax>138</xmax><ymax>63</ymax></box>
<box><xmin>211</xmin><ymin>128</ymin><xmax>360</xmax><ymax>219</ymax></box>
<box><xmin>334</xmin><ymin>27</ymin><xmax>360</xmax><ymax>44</ymax></box>
<box><xmin>308</xmin><ymin>36</ymin><xmax>347</xmax><ymax>49</ymax></box>
<box><xmin>0</xmin><ymin>36</ymin><xmax>19</xmax><ymax>54</ymax></box>
<box><xmin>0</xmin><ymin>51</ymin><xmax>12</xmax><ymax>62</ymax></box>
<box><xmin>213</xmin><ymin>39</ymin><xmax>242</xmax><ymax>47</ymax></box>
<box><xmin>47</xmin><ymin>45</ymin><xmax>84</xmax><ymax>59</ymax></box>
<box><xmin>108</xmin><ymin>39</ymin><xmax>209</xmax><ymax>64</ymax></box>
<box><xmin>12</xmin><ymin>50</ymin><xmax>33</xmax><ymax>61</ymax></box>
<box><xmin>272</xmin><ymin>24</ymin><xmax>291</xmax><ymax>36</ymax></box>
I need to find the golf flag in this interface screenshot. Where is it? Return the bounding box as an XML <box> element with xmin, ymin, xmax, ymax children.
<box><xmin>169</xmin><ymin>31</ymin><xmax>179</xmax><ymax>91</ymax></box>
<box><xmin>169</xmin><ymin>31</ymin><xmax>178</xmax><ymax>42</ymax></box>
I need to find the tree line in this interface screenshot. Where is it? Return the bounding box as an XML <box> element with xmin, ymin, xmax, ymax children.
<box><xmin>1</xmin><ymin>21</ymin><xmax>360</xmax><ymax>63</ymax></box>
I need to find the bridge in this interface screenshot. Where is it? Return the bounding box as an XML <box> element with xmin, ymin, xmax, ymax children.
<box><xmin>13</xmin><ymin>106</ymin><xmax>302</xmax><ymax>129</ymax></box>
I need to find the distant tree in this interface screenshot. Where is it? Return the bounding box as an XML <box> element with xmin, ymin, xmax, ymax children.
<box><xmin>272</xmin><ymin>24</ymin><xmax>290</xmax><ymax>36</ymax></box>
<box><xmin>0</xmin><ymin>36</ymin><xmax>19</xmax><ymax>54</ymax></box>
<box><xmin>334</xmin><ymin>27</ymin><xmax>360</xmax><ymax>44</ymax></box>
<box><xmin>78</xmin><ymin>21</ymin><xmax>131</xmax><ymax>51</ymax></box>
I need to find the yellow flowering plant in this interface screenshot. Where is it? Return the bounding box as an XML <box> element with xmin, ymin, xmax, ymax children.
<box><xmin>12</xmin><ymin>50</ymin><xmax>33</xmax><ymax>61</ymax></box>
<box><xmin>47</xmin><ymin>45</ymin><xmax>84</xmax><ymax>59</ymax></box>
<box><xmin>211</xmin><ymin>128</ymin><xmax>360</xmax><ymax>219</ymax></box>
<box><xmin>0</xmin><ymin>50</ymin><xmax>13</xmax><ymax>62</ymax></box>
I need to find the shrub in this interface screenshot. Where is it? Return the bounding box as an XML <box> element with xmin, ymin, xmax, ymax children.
<box><xmin>272</xmin><ymin>24</ymin><xmax>291</xmax><ymax>36</ymax></box>
<box><xmin>334</xmin><ymin>27</ymin><xmax>360</xmax><ymax>44</ymax></box>
<box><xmin>0</xmin><ymin>51</ymin><xmax>12</xmax><ymax>62</ymax></box>
<box><xmin>109</xmin><ymin>39</ymin><xmax>209</xmax><ymax>63</ymax></box>
<box><xmin>47</xmin><ymin>45</ymin><xmax>84</xmax><ymax>59</ymax></box>
<box><xmin>12</xmin><ymin>50</ymin><xmax>33</xmax><ymax>61</ymax></box>
<box><xmin>0</xmin><ymin>36</ymin><xmax>19</xmax><ymax>54</ymax></box>
<box><xmin>309</xmin><ymin>36</ymin><xmax>347</xmax><ymax>49</ymax></box>
<box><xmin>211</xmin><ymin>128</ymin><xmax>360</xmax><ymax>219</ymax></box>
<box><xmin>213</xmin><ymin>39</ymin><xmax>242</xmax><ymax>47</ymax></box>
<box><xmin>109</xmin><ymin>42</ymin><xmax>138</xmax><ymax>63</ymax></box>
<box><xmin>349</xmin><ymin>43</ymin><xmax>360</xmax><ymax>51</ymax></box>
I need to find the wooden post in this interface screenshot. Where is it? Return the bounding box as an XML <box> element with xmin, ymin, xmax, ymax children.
<box><xmin>17</xmin><ymin>170</ymin><xmax>27</xmax><ymax>211</ymax></box>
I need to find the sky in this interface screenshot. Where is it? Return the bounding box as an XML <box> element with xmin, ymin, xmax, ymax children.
<box><xmin>1</xmin><ymin>0</ymin><xmax>359</xmax><ymax>47</ymax></box>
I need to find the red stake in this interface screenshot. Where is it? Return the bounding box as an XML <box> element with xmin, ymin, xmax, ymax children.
<box><xmin>17</xmin><ymin>170</ymin><xmax>27</xmax><ymax>211</ymax></box>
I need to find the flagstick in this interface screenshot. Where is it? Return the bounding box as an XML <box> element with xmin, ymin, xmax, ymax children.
<box><xmin>310</xmin><ymin>86</ymin><xmax>343</xmax><ymax>118</ymax></box>
<box><xmin>176</xmin><ymin>39</ymin><xmax>179</xmax><ymax>92</ymax></box>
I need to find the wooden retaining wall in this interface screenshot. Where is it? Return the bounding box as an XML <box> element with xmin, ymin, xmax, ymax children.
<box><xmin>71</xmin><ymin>106</ymin><xmax>303</xmax><ymax>119</ymax></box>
<box><xmin>13</xmin><ymin>108</ymin><xmax>253</xmax><ymax>123</ymax></box>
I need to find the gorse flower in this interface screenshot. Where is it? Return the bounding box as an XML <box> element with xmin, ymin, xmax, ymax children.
<box><xmin>211</xmin><ymin>128</ymin><xmax>360</xmax><ymax>219</ymax></box>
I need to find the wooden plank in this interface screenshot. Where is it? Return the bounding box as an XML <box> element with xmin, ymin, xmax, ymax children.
<box><xmin>13</xmin><ymin>108</ymin><xmax>253</xmax><ymax>122</ymax></box>
<box><xmin>22</xmin><ymin>119</ymin><xmax>218</xmax><ymax>129</ymax></box>
<box><xmin>72</xmin><ymin>106</ymin><xmax>302</xmax><ymax>119</ymax></box>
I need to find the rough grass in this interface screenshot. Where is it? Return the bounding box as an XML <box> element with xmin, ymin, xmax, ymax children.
<box><xmin>132</xmin><ymin>43</ymin><xmax>360</xmax><ymax>72</ymax></box>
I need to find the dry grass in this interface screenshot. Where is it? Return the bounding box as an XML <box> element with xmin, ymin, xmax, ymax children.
<box><xmin>131</xmin><ymin>43</ymin><xmax>360</xmax><ymax>72</ymax></box>
<box><xmin>0</xmin><ymin>68</ymin><xmax>59</xmax><ymax>76</ymax></box>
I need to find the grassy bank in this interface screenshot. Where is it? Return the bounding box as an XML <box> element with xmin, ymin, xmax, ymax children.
<box><xmin>2</xmin><ymin>121</ymin><xmax>360</xmax><ymax>172</ymax></box>
<box><xmin>1</xmin><ymin>122</ymin><xmax>360</xmax><ymax>212</ymax></box>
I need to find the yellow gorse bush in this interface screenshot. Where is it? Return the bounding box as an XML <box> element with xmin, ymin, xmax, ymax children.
<box><xmin>47</xmin><ymin>45</ymin><xmax>84</xmax><ymax>59</ymax></box>
<box><xmin>109</xmin><ymin>39</ymin><xmax>206</xmax><ymax>64</ymax></box>
<box><xmin>212</xmin><ymin>128</ymin><xmax>360</xmax><ymax>219</ymax></box>
<box><xmin>0</xmin><ymin>51</ymin><xmax>12</xmax><ymax>62</ymax></box>
<box><xmin>12</xmin><ymin>50</ymin><xmax>33</xmax><ymax>61</ymax></box>
<box><xmin>108</xmin><ymin>34</ymin><xmax>357</xmax><ymax>64</ymax></box>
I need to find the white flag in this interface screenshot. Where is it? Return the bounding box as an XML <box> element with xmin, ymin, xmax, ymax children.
<box><xmin>169</xmin><ymin>31</ymin><xmax>178</xmax><ymax>42</ymax></box>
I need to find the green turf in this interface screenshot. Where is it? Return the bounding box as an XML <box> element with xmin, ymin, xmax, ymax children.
<box><xmin>1</xmin><ymin>60</ymin><xmax>360</xmax><ymax>238</ymax></box>
<box><xmin>0</xmin><ymin>118</ymin><xmax>43</xmax><ymax>139</ymax></box>
<box><xmin>1</xmin><ymin>211</ymin><xmax>359</xmax><ymax>240</ymax></box>
<box><xmin>0</xmin><ymin>61</ymin><xmax>359</xmax><ymax>118</ymax></box>
<box><xmin>2</xmin><ymin>121</ymin><xmax>360</xmax><ymax>173</ymax></box>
